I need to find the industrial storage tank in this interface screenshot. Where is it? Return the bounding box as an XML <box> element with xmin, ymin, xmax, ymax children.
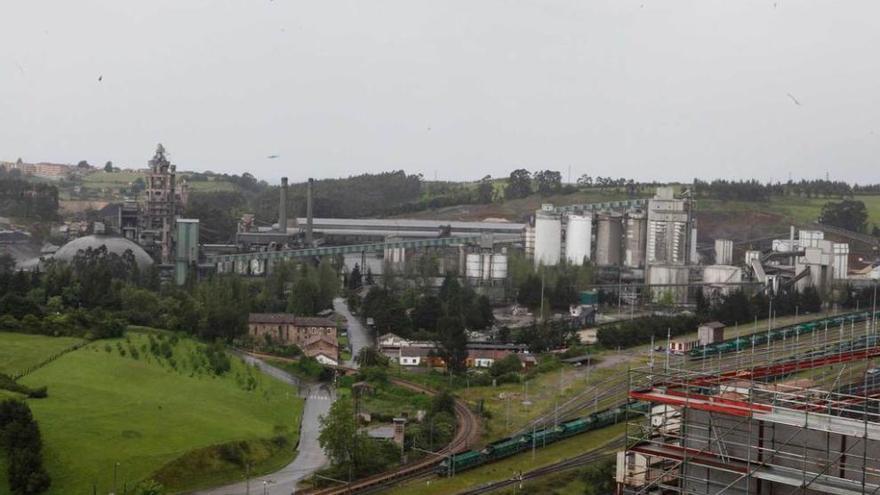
<box><xmin>565</xmin><ymin>213</ymin><xmax>592</xmax><ymax>265</ymax></box>
<box><xmin>832</xmin><ymin>243</ymin><xmax>849</xmax><ymax>279</ymax></box>
<box><xmin>490</xmin><ymin>253</ymin><xmax>508</xmax><ymax>280</ymax></box>
<box><xmin>647</xmin><ymin>265</ymin><xmax>689</xmax><ymax>304</ymax></box>
<box><xmin>703</xmin><ymin>265</ymin><xmax>742</xmax><ymax>282</ymax></box>
<box><xmin>714</xmin><ymin>239</ymin><xmax>734</xmax><ymax>265</ymax></box>
<box><xmin>624</xmin><ymin>212</ymin><xmax>647</xmax><ymax>268</ymax></box>
<box><xmin>595</xmin><ymin>212</ymin><xmax>623</xmax><ymax>266</ymax></box>
<box><xmin>466</xmin><ymin>253</ymin><xmax>483</xmax><ymax>279</ymax></box>
<box><xmin>534</xmin><ymin>210</ymin><xmax>562</xmax><ymax>267</ymax></box>
<box><xmin>481</xmin><ymin>253</ymin><xmax>492</xmax><ymax>280</ymax></box>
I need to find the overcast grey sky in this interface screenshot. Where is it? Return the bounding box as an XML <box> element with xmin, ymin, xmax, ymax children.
<box><xmin>2</xmin><ymin>1</ymin><xmax>878</xmax><ymax>184</ymax></box>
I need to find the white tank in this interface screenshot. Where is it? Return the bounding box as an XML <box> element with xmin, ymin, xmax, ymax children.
<box><xmin>466</xmin><ymin>253</ymin><xmax>482</xmax><ymax>279</ymax></box>
<box><xmin>703</xmin><ymin>265</ymin><xmax>742</xmax><ymax>284</ymax></box>
<box><xmin>833</xmin><ymin>243</ymin><xmax>849</xmax><ymax>279</ymax></box>
<box><xmin>647</xmin><ymin>265</ymin><xmax>689</xmax><ymax>304</ymax></box>
<box><xmin>714</xmin><ymin>239</ymin><xmax>734</xmax><ymax>265</ymax></box>
<box><xmin>624</xmin><ymin>212</ymin><xmax>647</xmax><ymax>268</ymax></box>
<box><xmin>490</xmin><ymin>254</ymin><xmax>508</xmax><ymax>279</ymax></box>
<box><xmin>595</xmin><ymin>213</ymin><xmax>623</xmax><ymax>266</ymax></box>
<box><xmin>481</xmin><ymin>253</ymin><xmax>492</xmax><ymax>280</ymax></box>
<box><xmin>534</xmin><ymin>210</ymin><xmax>562</xmax><ymax>267</ymax></box>
<box><xmin>565</xmin><ymin>214</ymin><xmax>592</xmax><ymax>266</ymax></box>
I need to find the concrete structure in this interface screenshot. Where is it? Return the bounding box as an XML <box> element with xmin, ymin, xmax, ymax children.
<box><xmin>290</xmin><ymin>217</ymin><xmax>526</xmax><ymax>241</ymax></box>
<box><xmin>565</xmin><ymin>213</ymin><xmax>592</xmax><ymax>265</ymax></box>
<box><xmin>697</xmin><ymin>321</ymin><xmax>725</xmax><ymax>345</ymax></box>
<box><xmin>647</xmin><ymin>265</ymin><xmax>689</xmax><ymax>304</ymax></box>
<box><xmin>534</xmin><ymin>210</ymin><xmax>562</xmax><ymax>267</ymax></box>
<box><xmin>52</xmin><ymin>234</ymin><xmax>154</xmax><ymax>270</ymax></box>
<box><xmin>714</xmin><ymin>238</ymin><xmax>733</xmax><ymax>265</ymax></box>
<box><xmin>799</xmin><ymin>229</ymin><xmax>825</xmax><ymax>248</ymax></box>
<box><xmin>833</xmin><ymin>242</ymin><xmax>850</xmax><ymax>279</ymax></box>
<box><xmin>624</xmin><ymin>211</ymin><xmax>648</xmax><ymax>268</ymax></box>
<box><xmin>702</xmin><ymin>265</ymin><xmax>743</xmax><ymax>298</ymax></box>
<box><xmin>595</xmin><ymin>212</ymin><xmax>623</xmax><ymax>266</ymax></box>
<box><xmin>140</xmin><ymin>144</ymin><xmax>188</xmax><ymax>263</ymax></box>
<box><xmin>646</xmin><ymin>187</ymin><xmax>694</xmax><ymax>267</ymax></box>
<box><xmin>247</xmin><ymin>314</ymin><xmax>338</xmax><ymax>359</ymax></box>
<box><xmin>174</xmin><ymin>219</ymin><xmax>199</xmax><ymax>286</ymax></box>
<box><xmin>278</xmin><ymin>177</ymin><xmax>288</xmax><ymax>234</ymax></box>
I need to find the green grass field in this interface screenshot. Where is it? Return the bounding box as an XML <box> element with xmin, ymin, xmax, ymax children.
<box><xmin>699</xmin><ymin>194</ymin><xmax>880</xmax><ymax>227</ymax></box>
<box><xmin>81</xmin><ymin>170</ymin><xmax>237</xmax><ymax>193</ymax></box>
<box><xmin>0</xmin><ymin>333</ymin><xmax>83</xmax><ymax>377</ymax></box>
<box><xmin>0</xmin><ymin>332</ymin><xmax>303</xmax><ymax>495</ymax></box>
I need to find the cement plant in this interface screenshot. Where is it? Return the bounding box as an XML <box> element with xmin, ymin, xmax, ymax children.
<box><xmin>4</xmin><ymin>2</ymin><xmax>880</xmax><ymax>495</ymax></box>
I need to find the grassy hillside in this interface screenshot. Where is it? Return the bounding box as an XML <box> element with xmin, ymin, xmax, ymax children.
<box><xmin>1</xmin><ymin>331</ymin><xmax>303</xmax><ymax>495</ymax></box>
<box><xmin>81</xmin><ymin>171</ymin><xmax>237</xmax><ymax>193</ymax></box>
<box><xmin>0</xmin><ymin>333</ymin><xmax>83</xmax><ymax>377</ymax></box>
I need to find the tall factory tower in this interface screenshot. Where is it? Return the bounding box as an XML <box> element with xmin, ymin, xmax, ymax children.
<box><xmin>140</xmin><ymin>144</ymin><xmax>187</xmax><ymax>264</ymax></box>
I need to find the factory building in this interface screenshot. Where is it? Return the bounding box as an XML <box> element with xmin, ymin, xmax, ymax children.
<box><xmin>646</xmin><ymin>187</ymin><xmax>695</xmax><ymax>267</ymax></box>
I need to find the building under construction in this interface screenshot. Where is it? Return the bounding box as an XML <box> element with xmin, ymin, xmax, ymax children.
<box><xmin>618</xmin><ymin>310</ymin><xmax>880</xmax><ymax>495</ymax></box>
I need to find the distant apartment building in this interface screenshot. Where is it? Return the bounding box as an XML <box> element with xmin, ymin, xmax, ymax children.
<box><xmin>0</xmin><ymin>160</ymin><xmax>72</xmax><ymax>179</ymax></box>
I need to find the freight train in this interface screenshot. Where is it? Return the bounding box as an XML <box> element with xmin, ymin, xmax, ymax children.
<box><xmin>435</xmin><ymin>401</ymin><xmax>649</xmax><ymax>476</ymax></box>
<box><xmin>688</xmin><ymin>310</ymin><xmax>880</xmax><ymax>359</ymax></box>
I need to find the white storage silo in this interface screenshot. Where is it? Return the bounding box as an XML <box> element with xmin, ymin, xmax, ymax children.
<box><xmin>490</xmin><ymin>253</ymin><xmax>508</xmax><ymax>280</ymax></box>
<box><xmin>565</xmin><ymin>213</ymin><xmax>592</xmax><ymax>266</ymax></box>
<box><xmin>534</xmin><ymin>210</ymin><xmax>562</xmax><ymax>267</ymax></box>
<box><xmin>714</xmin><ymin>239</ymin><xmax>734</xmax><ymax>266</ymax></box>
<box><xmin>466</xmin><ymin>253</ymin><xmax>482</xmax><ymax>279</ymax></box>
<box><xmin>595</xmin><ymin>213</ymin><xmax>623</xmax><ymax>266</ymax></box>
<box><xmin>833</xmin><ymin>243</ymin><xmax>849</xmax><ymax>279</ymax></box>
<box><xmin>481</xmin><ymin>252</ymin><xmax>492</xmax><ymax>280</ymax></box>
<box><xmin>624</xmin><ymin>212</ymin><xmax>647</xmax><ymax>268</ymax></box>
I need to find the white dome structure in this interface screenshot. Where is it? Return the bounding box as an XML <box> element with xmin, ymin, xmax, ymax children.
<box><xmin>52</xmin><ymin>235</ymin><xmax>154</xmax><ymax>270</ymax></box>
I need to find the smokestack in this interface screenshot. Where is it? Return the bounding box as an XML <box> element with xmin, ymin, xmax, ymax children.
<box><xmin>306</xmin><ymin>178</ymin><xmax>314</xmax><ymax>246</ymax></box>
<box><xmin>279</xmin><ymin>177</ymin><xmax>288</xmax><ymax>233</ymax></box>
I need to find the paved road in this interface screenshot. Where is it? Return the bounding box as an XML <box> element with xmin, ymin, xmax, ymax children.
<box><xmin>334</xmin><ymin>297</ymin><xmax>372</xmax><ymax>367</ymax></box>
<box><xmin>192</xmin><ymin>360</ymin><xmax>335</xmax><ymax>495</ymax></box>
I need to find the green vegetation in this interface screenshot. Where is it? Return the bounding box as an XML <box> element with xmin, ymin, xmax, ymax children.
<box><xmin>3</xmin><ymin>331</ymin><xmax>303</xmax><ymax>495</ymax></box>
<box><xmin>0</xmin><ymin>400</ymin><xmax>51</xmax><ymax>495</ymax></box>
<box><xmin>0</xmin><ymin>333</ymin><xmax>83</xmax><ymax>377</ymax></box>
<box><xmin>385</xmin><ymin>423</ymin><xmax>626</xmax><ymax>495</ymax></box>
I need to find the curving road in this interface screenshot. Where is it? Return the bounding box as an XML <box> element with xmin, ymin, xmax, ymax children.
<box><xmin>334</xmin><ymin>297</ymin><xmax>373</xmax><ymax>368</ymax></box>
<box><xmin>192</xmin><ymin>358</ymin><xmax>335</xmax><ymax>495</ymax></box>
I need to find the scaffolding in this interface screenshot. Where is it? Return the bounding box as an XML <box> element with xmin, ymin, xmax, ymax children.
<box><xmin>619</xmin><ymin>313</ymin><xmax>880</xmax><ymax>495</ymax></box>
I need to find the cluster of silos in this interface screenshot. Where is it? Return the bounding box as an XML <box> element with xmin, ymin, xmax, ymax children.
<box><xmin>466</xmin><ymin>251</ymin><xmax>508</xmax><ymax>283</ymax></box>
<box><xmin>530</xmin><ymin>205</ymin><xmax>649</xmax><ymax>268</ymax></box>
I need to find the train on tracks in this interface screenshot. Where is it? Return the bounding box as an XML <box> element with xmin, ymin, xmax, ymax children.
<box><xmin>688</xmin><ymin>310</ymin><xmax>880</xmax><ymax>359</ymax></box>
<box><xmin>435</xmin><ymin>401</ymin><xmax>649</xmax><ymax>476</ymax></box>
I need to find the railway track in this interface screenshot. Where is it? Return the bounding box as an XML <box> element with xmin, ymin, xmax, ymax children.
<box><xmin>456</xmin><ymin>437</ymin><xmax>624</xmax><ymax>495</ymax></box>
<box><xmin>304</xmin><ymin>377</ymin><xmax>481</xmax><ymax>495</ymax></box>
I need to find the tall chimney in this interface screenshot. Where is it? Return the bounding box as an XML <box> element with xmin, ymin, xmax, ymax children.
<box><xmin>279</xmin><ymin>177</ymin><xmax>288</xmax><ymax>233</ymax></box>
<box><xmin>306</xmin><ymin>178</ymin><xmax>314</xmax><ymax>246</ymax></box>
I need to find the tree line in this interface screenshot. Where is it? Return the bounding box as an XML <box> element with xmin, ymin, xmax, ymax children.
<box><xmin>0</xmin><ymin>172</ymin><xmax>59</xmax><ymax>221</ymax></box>
<box><xmin>598</xmin><ymin>288</ymin><xmax>823</xmax><ymax>349</ymax></box>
